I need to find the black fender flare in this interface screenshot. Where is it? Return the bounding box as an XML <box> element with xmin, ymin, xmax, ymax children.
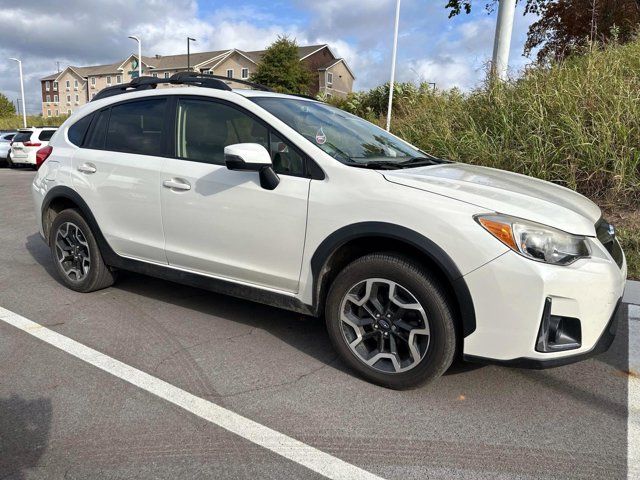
<box><xmin>310</xmin><ymin>222</ymin><xmax>476</xmax><ymax>337</ymax></box>
<box><xmin>41</xmin><ymin>185</ymin><xmax>120</xmax><ymax>265</ymax></box>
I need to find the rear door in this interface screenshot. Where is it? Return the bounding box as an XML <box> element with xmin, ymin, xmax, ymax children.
<box><xmin>10</xmin><ymin>130</ymin><xmax>33</xmax><ymax>160</ymax></box>
<box><xmin>70</xmin><ymin>98</ymin><xmax>169</xmax><ymax>263</ymax></box>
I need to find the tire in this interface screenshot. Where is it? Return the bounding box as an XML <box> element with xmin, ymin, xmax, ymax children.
<box><xmin>325</xmin><ymin>253</ymin><xmax>457</xmax><ymax>389</ymax></box>
<box><xmin>48</xmin><ymin>208</ymin><xmax>116</xmax><ymax>292</ymax></box>
<box><xmin>6</xmin><ymin>154</ymin><xmax>15</xmax><ymax>168</ymax></box>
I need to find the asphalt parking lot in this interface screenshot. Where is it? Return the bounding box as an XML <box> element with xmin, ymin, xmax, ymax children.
<box><xmin>0</xmin><ymin>168</ymin><xmax>637</xmax><ymax>480</ymax></box>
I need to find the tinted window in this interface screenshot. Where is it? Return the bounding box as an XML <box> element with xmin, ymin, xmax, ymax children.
<box><xmin>85</xmin><ymin>110</ymin><xmax>110</xmax><ymax>150</ymax></box>
<box><xmin>176</xmin><ymin>98</ymin><xmax>268</xmax><ymax>166</ymax></box>
<box><xmin>68</xmin><ymin>114</ymin><xmax>94</xmax><ymax>146</ymax></box>
<box><xmin>106</xmin><ymin>99</ymin><xmax>166</xmax><ymax>156</ymax></box>
<box><xmin>176</xmin><ymin>98</ymin><xmax>306</xmax><ymax>175</ymax></box>
<box><xmin>38</xmin><ymin>129</ymin><xmax>56</xmax><ymax>141</ymax></box>
<box><xmin>1</xmin><ymin>134</ymin><xmax>15</xmax><ymax>141</ymax></box>
<box><xmin>13</xmin><ymin>131</ymin><xmax>32</xmax><ymax>143</ymax></box>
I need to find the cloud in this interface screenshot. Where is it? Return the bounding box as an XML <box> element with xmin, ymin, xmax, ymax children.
<box><xmin>0</xmin><ymin>0</ymin><xmax>536</xmax><ymax>114</ymax></box>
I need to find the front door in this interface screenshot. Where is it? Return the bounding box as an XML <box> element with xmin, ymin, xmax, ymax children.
<box><xmin>160</xmin><ymin>97</ymin><xmax>310</xmax><ymax>293</ymax></box>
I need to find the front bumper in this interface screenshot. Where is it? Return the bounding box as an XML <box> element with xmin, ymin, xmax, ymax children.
<box><xmin>461</xmin><ymin>237</ymin><xmax>626</xmax><ymax>366</ymax></box>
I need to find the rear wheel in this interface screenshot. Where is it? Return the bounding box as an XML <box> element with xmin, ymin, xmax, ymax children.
<box><xmin>6</xmin><ymin>154</ymin><xmax>15</xmax><ymax>168</ymax></box>
<box><xmin>49</xmin><ymin>209</ymin><xmax>116</xmax><ymax>292</ymax></box>
<box><xmin>325</xmin><ymin>253</ymin><xmax>456</xmax><ymax>389</ymax></box>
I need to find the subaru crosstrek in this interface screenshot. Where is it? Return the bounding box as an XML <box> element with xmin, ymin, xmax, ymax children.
<box><xmin>31</xmin><ymin>74</ymin><xmax>627</xmax><ymax>389</ymax></box>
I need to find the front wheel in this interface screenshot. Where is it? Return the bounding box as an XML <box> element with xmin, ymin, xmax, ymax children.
<box><xmin>325</xmin><ymin>253</ymin><xmax>457</xmax><ymax>389</ymax></box>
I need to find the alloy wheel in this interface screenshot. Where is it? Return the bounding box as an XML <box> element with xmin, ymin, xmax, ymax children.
<box><xmin>339</xmin><ymin>278</ymin><xmax>430</xmax><ymax>373</ymax></box>
<box><xmin>54</xmin><ymin>222</ymin><xmax>91</xmax><ymax>282</ymax></box>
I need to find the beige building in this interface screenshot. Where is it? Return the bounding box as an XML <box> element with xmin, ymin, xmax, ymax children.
<box><xmin>40</xmin><ymin>44</ymin><xmax>355</xmax><ymax>117</ymax></box>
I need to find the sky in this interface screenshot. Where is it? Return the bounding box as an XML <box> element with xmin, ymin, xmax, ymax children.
<box><xmin>0</xmin><ymin>0</ymin><xmax>536</xmax><ymax>114</ymax></box>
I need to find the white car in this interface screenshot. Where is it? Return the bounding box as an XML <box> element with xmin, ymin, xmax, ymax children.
<box><xmin>31</xmin><ymin>74</ymin><xmax>627</xmax><ymax>389</ymax></box>
<box><xmin>0</xmin><ymin>131</ymin><xmax>16</xmax><ymax>165</ymax></box>
<box><xmin>9</xmin><ymin>127</ymin><xmax>57</xmax><ymax>168</ymax></box>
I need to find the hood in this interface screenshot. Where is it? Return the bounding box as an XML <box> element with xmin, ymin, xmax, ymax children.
<box><xmin>383</xmin><ymin>163</ymin><xmax>601</xmax><ymax>236</ymax></box>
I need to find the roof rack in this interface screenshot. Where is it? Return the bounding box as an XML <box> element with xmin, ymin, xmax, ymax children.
<box><xmin>91</xmin><ymin>72</ymin><xmax>273</xmax><ymax>102</ymax></box>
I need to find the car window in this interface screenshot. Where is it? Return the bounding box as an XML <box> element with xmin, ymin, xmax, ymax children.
<box><xmin>1</xmin><ymin>134</ymin><xmax>14</xmax><ymax>141</ymax></box>
<box><xmin>85</xmin><ymin>110</ymin><xmax>110</xmax><ymax>150</ymax></box>
<box><xmin>176</xmin><ymin>98</ymin><xmax>268</xmax><ymax>166</ymax></box>
<box><xmin>38</xmin><ymin>130</ymin><xmax>56</xmax><ymax>141</ymax></box>
<box><xmin>106</xmin><ymin>99</ymin><xmax>166</xmax><ymax>156</ymax></box>
<box><xmin>176</xmin><ymin>98</ymin><xmax>305</xmax><ymax>176</ymax></box>
<box><xmin>68</xmin><ymin>114</ymin><xmax>94</xmax><ymax>147</ymax></box>
<box><xmin>13</xmin><ymin>131</ymin><xmax>32</xmax><ymax>143</ymax></box>
<box><xmin>269</xmin><ymin>132</ymin><xmax>305</xmax><ymax>176</ymax></box>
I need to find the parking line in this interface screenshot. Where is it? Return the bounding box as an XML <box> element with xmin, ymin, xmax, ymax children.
<box><xmin>0</xmin><ymin>306</ymin><xmax>385</xmax><ymax>480</ymax></box>
<box><xmin>629</xmin><ymin>304</ymin><xmax>640</xmax><ymax>479</ymax></box>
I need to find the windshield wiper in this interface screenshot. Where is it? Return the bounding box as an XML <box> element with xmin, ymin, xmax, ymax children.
<box><xmin>398</xmin><ymin>156</ymin><xmax>445</xmax><ymax>167</ymax></box>
<box><xmin>343</xmin><ymin>160</ymin><xmax>405</xmax><ymax>170</ymax></box>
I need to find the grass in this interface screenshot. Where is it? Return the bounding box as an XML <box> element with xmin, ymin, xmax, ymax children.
<box><xmin>330</xmin><ymin>39</ymin><xmax>640</xmax><ymax>279</ymax></box>
<box><xmin>0</xmin><ymin>115</ymin><xmax>68</xmax><ymax>130</ymax></box>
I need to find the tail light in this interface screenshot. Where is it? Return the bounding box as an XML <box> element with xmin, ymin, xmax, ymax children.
<box><xmin>24</xmin><ymin>141</ymin><xmax>42</xmax><ymax>147</ymax></box>
<box><xmin>35</xmin><ymin>146</ymin><xmax>53</xmax><ymax>168</ymax></box>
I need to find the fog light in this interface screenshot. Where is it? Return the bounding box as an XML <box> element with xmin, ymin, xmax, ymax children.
<box><xmin>535</xmin><ymin>298</ymin><xmax>582</xmax><ymax>353</ymax></box>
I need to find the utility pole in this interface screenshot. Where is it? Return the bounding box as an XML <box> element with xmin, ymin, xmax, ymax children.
<box><xmin>128</xmin><ymin>35</ymin><xmax>142</xmax><ymax>77</ymax></box>
<box><xmin>385</xmin><ymin>0</ymin><xmax>401</xmax><ymax>132</ymax></box>
<box><xmin>187</xmin><ymin>37</ymin><xmax>196</xmax><ymax>72</ymax></box>
<box><xmin>491</xmin><ymin>0</ymin><xmax>516</xmax><ymax>81</ymax></box>
<box><xmin>9</xmin><ymin>58</ymin><xmax>27</xmax><ymax>128</ymax></box>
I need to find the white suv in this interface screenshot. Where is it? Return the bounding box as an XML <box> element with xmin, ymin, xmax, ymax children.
<box><xmin>10</xmin><ymin>127</ymin><xmax>57</xmax><ymax>168</ymax></box>
<box><xmin>31</xmin><ymin>74</ymin><xmax>627</xmax><ymax>389</ymax></box>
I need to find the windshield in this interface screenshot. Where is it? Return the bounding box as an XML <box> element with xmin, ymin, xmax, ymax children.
<box><xmin>250</xmin><ymin>97</ymin><xmax>431</xmax><ymax>166</ymax></box>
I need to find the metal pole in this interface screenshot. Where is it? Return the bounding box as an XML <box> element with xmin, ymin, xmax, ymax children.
<box><xmin>187</xmin><ymin>37</ymin><xmax>196</xmax><ymax>72</ymax></box>
<box><xmin>385</xmin><ymin>0</ymin><xmax>401</xmax><ymax>132</ymax></box>
<box><xmin>491</xmin><ymin>0</ymin><xmax>516</xmax><ymax>81</ymax></box>
<box><xmin>9</xmin><ymin>58</ymin><xmax>27</xmax><ymax>128</ymax></box>
<box><xmin>128</xmin><ymin>36</ymin><xmax>142</xmax><ymax>77</ymax></box>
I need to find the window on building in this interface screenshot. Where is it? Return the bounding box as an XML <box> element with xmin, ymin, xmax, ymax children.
<box><xmin>91</xmin><ymin>77</ymin><xmax>96</xmax><ymax>85</ymax></box>
<box><xmin>45</xmin><ymin>81</ymin><xmax>50</xmax><ymax>91</ymax></box>
<box><xmin>55</xmin><ymin>110</ymin><xmax>59</xmax><ymax>116</ymax></box>
<box><xmin>202</xmin><ymin>69</ymin><xmax>211</xmax><ymax>75</ymax></box>
<box><xmin>66</xmin><ymin>94</ymin><xmax>71</xmax><ymax>103</ymax></box>
<box><xmin>68</xmin><ymin>113</ymin><xmax>94</xmax><ymax>146</ymax></box>
<box><xmin>241</xmin><ymin>68</ymin><xmax>249</xmax><ymax>79</ymax></box>
<box><xmin>105</xmin><ymin>98</ymin><xmax>167</xmax><ymax>156</ymax></box>
<box><xmin>164</xmin><ymin>72</ymin><xmax>170</xmax><ymax>79</ymax></box>
<box><xmin>47</xmin><ymin>110</ymin><xmax>51</xmax><ymax>117</ymax></box>
<box><xmin>106</xmin><ymin>76</ymin><xmax>112</xmax><ymax>85</ymax></box>
<box><xmin>327</xmin><ymin>72</ymin><xmax>333</xmax><ymax>86</ymax></box>
<box><xmin>116</xmin><ymin>75</ymin><xmax>122</xmax><ymax>84</ymax></box>
<box><xmin>67</xmin><ymin>109</ymin><xmax>72</xmax><ymax>114</ymax></box>
<box><xmin>75</xmin><ymin>94</ymin><xmax>79</xmax><ymax>103</ymax></box>
<box><xmin>54</xmin><ymin>95</ymin><xmax>59</xmax><ymax>102</ymax></box>
<box><xmin>66</xmin><ymin>80</ymin><xmax>70</xmax><ymax>89</ymax></box>
<box><xmin>53</xmin><ymin>81</ymin><xmax>58</xmax><ymax>90</ymax></box>
<box><xmin>226</xmin><ymin>69</ymin><xmax>233</xmax><ymax>79</ymax></box>
<box><xmin>152</xmin><ymin>73</ymin><xmax>158</xmax><ymax>78</ymax></box>
<box><xmin>74</xmin><ymin>79</ymin><xmax>78</xmax><ymax>89</ymax></box>
<box><xmin>46</xmin><ymin>94</ymin><xmax>51</xmax><ymax>102</ymax></box>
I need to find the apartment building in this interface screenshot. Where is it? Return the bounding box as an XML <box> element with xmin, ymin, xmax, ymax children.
<box><xmin>40</xmin><ymin>44</ymin><xmax>355</xmax><ymax>117</ymax></box>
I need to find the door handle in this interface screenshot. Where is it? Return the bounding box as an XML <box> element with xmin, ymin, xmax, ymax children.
<box><xmin>77</xmin><ymin>163</ymin><xmax>97</xmax><ymax>174</ymax></box>
<box><xmin>163</xmin><ymin>178</ymin><xmax>191</xmax><ymax>191</ymax></box>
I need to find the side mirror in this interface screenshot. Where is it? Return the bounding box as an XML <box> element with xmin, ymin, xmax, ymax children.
<box><xmin>224</xmin><ymin>143</ymin><xmax>280</xmax><ymax>190</ymax></box>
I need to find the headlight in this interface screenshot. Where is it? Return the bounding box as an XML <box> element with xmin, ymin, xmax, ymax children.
<box><xmin>475</xmin><ymin>214</ymin><xmax>590</xmax><ymax>265</ymax></box>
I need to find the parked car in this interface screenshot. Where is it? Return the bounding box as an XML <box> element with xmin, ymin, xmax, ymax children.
<box><xmin>9</xmin><ymin>127</ymin><xmax>57</xmax><ymax>168</ymax></box>
<box><xmin>31</xmin><ymin>74</ymin><xmax>627</xmax><ymax>389</ymax></box>
<box><xmin>0</xmin><ymin>131</ymin><xmax>16</xmax><ymax>167</ymax></box>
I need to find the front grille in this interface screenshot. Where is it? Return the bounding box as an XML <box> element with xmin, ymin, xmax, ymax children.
<box><xmin>595</xmin><ymin>218</ymin><xmax>624</xmax><ymax>268</ymax></box>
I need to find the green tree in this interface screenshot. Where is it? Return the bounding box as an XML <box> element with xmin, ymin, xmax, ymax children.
<box><xmin>251</xmin><ymin>36</ymin><xmax>313</xmax><ymax>95</ymax></box>
<box><xmin>0</xmin><ymin>92</ymin><xmax>16</xmax><ymax>118</ymax></box>
<box><xmin>445</xmin><ymin>1</ymin><xmax>640</xmax><ymax>62</ymax></box>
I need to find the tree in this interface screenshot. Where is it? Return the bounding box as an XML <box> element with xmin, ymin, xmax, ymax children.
<box><xmin>0</xmin><ymin>92</ymin><xmax>16</xmax><ymax>118</ymax></box>
<box><xmin>445</xmin><ymin>1</ymin><xmax>640</xmax><ymax>62</ymax></box>
<box><xmin>250</xmin><ymin>36</ymin><xmax>313</xmax><ymax>95</ymax></box>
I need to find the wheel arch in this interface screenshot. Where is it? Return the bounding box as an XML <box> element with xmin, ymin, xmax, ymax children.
<box><xmin>310</xmin><ymin>222</ymin><xmax>476</xmax><ymax>338</ymax></box>
<box><xmin>41</xmin><ymin>186</ymin><xmax>118</xmax><ymax>264</ymax></box>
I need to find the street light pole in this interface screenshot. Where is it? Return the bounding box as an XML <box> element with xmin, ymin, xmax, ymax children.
<box><xmin>128</xmin><ymin>35</ymin><xmax>142</xmax><ymax>77</ymax></box>
<box><xmin>9</xmin><ymin>58</ymin><xmax>27</xmax><ymax>128</ymax></box>
<box><xmin>187</xmin><ymin>37</ymin><xmax>196</xmax><ymax>72</ymax></box>
<box><xmin>491</xmin><ymin>0</ymin><xmax>516</xmax><ymax>81</ymax></box>
<box><xmin>385</xmin><ymin>0</ymin><xmax>401</xmax><ymax>132</ymax></box>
